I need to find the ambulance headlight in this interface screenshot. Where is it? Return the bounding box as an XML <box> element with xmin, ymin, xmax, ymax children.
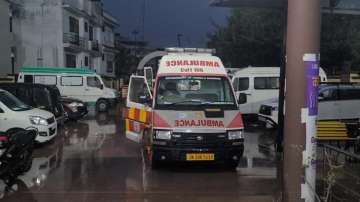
<box><xmin>228</xmin><ymin>130</ymin><xmax>244</xmax><ymax>140</ymax></box>
<box><xmin>154</xmin><ymin>130</ymin><xmax>172</xmax><ymax>140</ymax></box>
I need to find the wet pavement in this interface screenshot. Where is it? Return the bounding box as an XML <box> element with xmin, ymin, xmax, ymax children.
<box><xmin>0</xmin><ymin>105</ymin><xmax>281</xmax><ymax>202</ymax></box>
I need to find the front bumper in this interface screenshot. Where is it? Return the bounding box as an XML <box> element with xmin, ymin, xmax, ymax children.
<box><xmin>66</xmin><ymin>106</ymin><xmax>88</xmax><ymax>120</ymax></box>
<box><xmin>152</xmin><ymin>143</ymin><xmax>244</xmax><ymax>162</ymax></box>
<box><xmin>258</xmin><ymin>114</ymin><xmax>278</xmax><ymax>127</ymax></box>
<box><xmin>35</xmin><ymin>123</ymin><xmax>57</xmax><ymax>143</ymax></box>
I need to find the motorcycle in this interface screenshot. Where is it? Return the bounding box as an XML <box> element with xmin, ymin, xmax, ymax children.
<box><xmin>0</xmin><ymin>130</ymin><xmax>36</xmax><ymax>184</ymax></box>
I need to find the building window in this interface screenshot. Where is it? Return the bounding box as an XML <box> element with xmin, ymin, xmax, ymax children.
<box><xmin>254</xmin><ymin>77</ymin><xmax>280</xmax><ymax>90</ymax></box>
<box><xmin>69</xmin><ymin>16</ymin><xmax>79</xmax><ymax>34</ymax></box>
<box><xmin>61</xmin><ymin>76</ymin><xmax>83</xmax><ymax>86</ymax></box>
<box><xmin>84</xmin><ymin>56</ymin><xmax>89</xmax><ymax>67</ymax></box>
<box><xmin>89</xmin><ymin>26</ymin><xmax>93</xmax><ymax>41</ymax></box>
<box><xmin>107</xmin><ymin>61</ymin><xmax>113</xmax><ymax>73</ymax></box>
<box><xmin>65</xmin><ymin>54</ymin><xmax>77</xmax><ymax>68</ymax></box>
<box><xmin>84</xmin><ymin>22</ymin><xmax>88</xmax><ymax>32</ymax></box>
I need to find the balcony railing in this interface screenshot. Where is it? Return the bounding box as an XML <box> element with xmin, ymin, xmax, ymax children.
<box><xmin>63</xmin><ymin>33</ymin><xmax>86</xmax><ymax>49</ymax></box>
<box><xmin>91</xmin><ymin>40</ymin><xmax>99</xmax><ymax>51</ymax></box>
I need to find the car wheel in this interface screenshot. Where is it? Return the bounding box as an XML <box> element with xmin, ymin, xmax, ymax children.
<box><xmin>97</xmin><ymin>100</ymin><xmax>108</xmax><ymax>112</ymax></box>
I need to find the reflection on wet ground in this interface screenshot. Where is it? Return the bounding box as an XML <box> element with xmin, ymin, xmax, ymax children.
<box><xmin>0</xmin><ymin>105</ymin><xmax>281</xmax><ymax>202</ymax></box>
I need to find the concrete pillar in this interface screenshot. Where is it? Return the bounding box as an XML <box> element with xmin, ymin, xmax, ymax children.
<box><xmin>283</xmin><ymin>0</ymin><xmax>321</xmax><ymax>201</ymax></box>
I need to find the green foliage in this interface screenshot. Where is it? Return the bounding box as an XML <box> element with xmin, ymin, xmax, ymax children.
<box><xmin>208</xmin><ymin>8</ymin><xmax>360</xmax><ymax>72</ymax></box>
<box><xmin>321</xmin><ymin>13</ymin><xmax>360</xmax><ymax>71</ymax></box>
<box><xmin>207</xmin><ymin>8</ymin><xmax>284</xmax><ymax>67</ymax></box>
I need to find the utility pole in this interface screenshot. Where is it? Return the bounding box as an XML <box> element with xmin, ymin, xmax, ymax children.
<box><xmin>177</xmin><ymin>34</ymin><xmax>183</xmax><ymax>47</ymax></box>
<box><xmin>142</xmin><ymin>0</ymin><xmax>146</xmax><ymax>41</ymax></box>
<box><xmin>132</xmin><ymin>30</ymin><xmax>139</xmax><ymax>57</ymax></box>
<box><xmin>283</xmin><ymin>0</ymin><xmax>321</xmax><ymax>202</ymax></box>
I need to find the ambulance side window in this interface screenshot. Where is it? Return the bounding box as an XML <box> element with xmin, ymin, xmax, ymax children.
<box><xmin>129</xmin><ymin>77</ymin><xmax>150</xmax><ymax>104</ymax></box>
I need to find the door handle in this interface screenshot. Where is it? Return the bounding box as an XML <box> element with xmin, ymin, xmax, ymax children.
<box><xmin>85</xmin><ymin>89</ymin><xmax>90</xmax><ymax>91</ymax></box>
<box><xmin>246</xmin><ymin>93</ymin><xmax>252</xmax><ymax>96</ymax></box>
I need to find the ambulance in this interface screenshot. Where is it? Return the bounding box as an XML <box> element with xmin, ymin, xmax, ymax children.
<box><xmin>125</xmin><ymin>48</ymin><xmax>245</xmax><ymax>169</ymax></box>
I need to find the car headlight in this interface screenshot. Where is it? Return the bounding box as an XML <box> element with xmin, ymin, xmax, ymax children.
<box><xmin>68</xmin><ymin>102</ymin><xmax>84</xmax><ymax>107</ymax></box>
<box><xmin>228</xmin><ymin>130</ymin><xmax>244</xmax><ymax>140</ymax></box>
<box><xmin>154</xmin><ymin>130</ymin><xmax>172</xmax><ymax>140</ymax></box>
<box><xmin>29</xmin><ymin>116</ymin><xmax>48</xmax><ymax>126</ymax></box>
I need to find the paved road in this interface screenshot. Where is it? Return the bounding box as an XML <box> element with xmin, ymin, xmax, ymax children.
<box><xmin>0</xmin><ymin>105</ymin><xmax>281</xmax><ymax>202</ymax></box>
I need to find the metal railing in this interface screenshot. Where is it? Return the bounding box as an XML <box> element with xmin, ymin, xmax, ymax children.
<box><xmin>316</xmin><ymin>143</ymin><xmax>360</xmax><ymax>202</ymax></box>
<box><xmin>91</xmin><ymin>40</ymin><xmax>99</xmax><ymax>51</ymax></box>
<box><xmin>63</xmin><ymin>33</ymin><xmax>86</xmax><ymax>49</ymax></box>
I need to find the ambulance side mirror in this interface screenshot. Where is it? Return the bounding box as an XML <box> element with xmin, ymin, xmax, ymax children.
<box><xmin>238</xmin><ymin>93</ymin><xmax>247</xmax><ymax>104</ymax></box>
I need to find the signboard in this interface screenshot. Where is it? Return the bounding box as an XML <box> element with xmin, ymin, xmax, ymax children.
<box><xmin>304</xmin><ymin>54</ymin><xmax>320</xmax><ymax>116</ymax></box>
<box><xmin>158</xmin><ymin>55</ymin><xmax>227</xmax><ymax>76</ymax></box>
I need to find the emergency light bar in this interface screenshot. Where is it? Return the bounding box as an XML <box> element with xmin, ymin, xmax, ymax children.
<box><xmin>165</xmin><ymin>48</ymin><xmax>216</xmax><ymax>54</ymax></box>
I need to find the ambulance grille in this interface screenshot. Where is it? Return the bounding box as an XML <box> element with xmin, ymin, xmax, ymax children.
<box><xmin>171</xmin><ymin>133</ymin><xmax>227</xmax><ymax>147</ymax></box>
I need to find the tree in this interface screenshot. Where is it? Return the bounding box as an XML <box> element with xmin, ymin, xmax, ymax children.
<box><xmin>207</xmin><ymin>8</ymin><xmax>285</xmax><ymax>68</ymax></box>
<box><xmin>321</xmin><ymin>13</ymin><xmax>360</xmax><ymax>73</ymax></box>
<box><xmin>208</xmin><ymin>8</ymin><xmax>360</xmax><ymax>73</ymax></box>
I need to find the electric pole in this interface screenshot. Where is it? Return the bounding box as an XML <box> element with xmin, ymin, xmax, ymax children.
<box><xmin>177</xmin><ymin>34</ymin><xmax>183</xmax><ymax>47</ymax></box>
<box><xmin>283</xmin><ymin>0</ymin><xmax>321</xmax><ymax>202</ymax></box>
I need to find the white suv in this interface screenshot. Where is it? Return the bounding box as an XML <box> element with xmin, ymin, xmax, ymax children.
<box><xmin>0</xmin><ymin>89</ymin><xmax>57</xmax><ymax>143</ymax></box>
<box><xmin>258</xmin><ymin>83</ymin><xmax>360</xmax><ymax>127</ymax></box>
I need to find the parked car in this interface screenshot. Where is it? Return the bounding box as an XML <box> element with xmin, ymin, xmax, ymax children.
<box><xmin>258</xmin><ymin>83</ymin><xmax>360</xmax><ymax>127</ymax></box>
<box><xmin>60</xmin><ymin>97</ymin><xmax>88</xmax><ymax>121</ymax></box>
<box><xmin>232</xmin><ymin>67</ymin><xmax>327</xmax><ymax>120</ymax></box>
<box><xmin>0</xmin><ymin>83</ymin><xmax>66</xmax><ymax>125</ymax></box>
<box><xmin>18</xmin><ymin>67</ymin><xmax>120</xmax><ymax>112</ymax></box>
<box><xmin>0</xmin><ymin>130</ymin><xmax>36</xmax><ymax>182</ymax></box>
<box><xmin>0</xmin><ymin>89</ymin><xmax>57</xmax><ymax>143</ymax></box>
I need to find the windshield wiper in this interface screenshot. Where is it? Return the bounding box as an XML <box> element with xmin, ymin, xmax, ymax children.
<box><xmin>166</xmin><ymin>99</ymin><xmax>202</xmax><ymax>106</ymax></box>
<box><xmin>201</xmin><ymin>101</ymin><xmax>235</xmax><ymax>105</ymax></box>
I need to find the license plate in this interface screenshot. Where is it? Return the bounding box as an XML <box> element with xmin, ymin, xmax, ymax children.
<box><xmin>186</xmin><ymin>153</ymin><xmax>215</xmax><ymax>161</ymax></box>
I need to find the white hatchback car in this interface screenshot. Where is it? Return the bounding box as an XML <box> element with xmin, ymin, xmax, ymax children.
<box><xmin>0</xmin><ymin>89</ymin><xmax>57</xmax><ymax>143</ymax></box>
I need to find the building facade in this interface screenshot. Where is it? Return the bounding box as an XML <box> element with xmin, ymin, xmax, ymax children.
<box><xmin>0</xmin><ymin>0</ymin><xmax>12</xmax><ymax>76</ymax></box>
<box><xmin>5</xmin><ymin>0</ymin><xmax>118</xmax><ymax>78</ymax></box>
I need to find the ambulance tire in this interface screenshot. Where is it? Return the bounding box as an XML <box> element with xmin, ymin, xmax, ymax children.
<box><xmin>142</xmin><ymin>129</ymin><xmax>160</xmax><ymax>169</ymax></box>
<box><xmin>225</xmin><ymin>161</ymin><xmax>239</xmax><ymax>170</ymax></box>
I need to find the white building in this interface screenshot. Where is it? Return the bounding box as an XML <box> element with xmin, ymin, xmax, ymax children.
<box><xmin>6</xmin><ymin>0</ymin><xmax>118</xmax><ymax>78</ymax></box>
<box><xmin>0</xmin><ymin>0</ymin><xmax>12</xmax><ymax>76</ymax></box>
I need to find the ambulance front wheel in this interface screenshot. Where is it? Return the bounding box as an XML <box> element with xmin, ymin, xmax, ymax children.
<box><xmin>142</xmin><ymin>129</ymin><xmax>160</xmax><ymax>169</ymax></box>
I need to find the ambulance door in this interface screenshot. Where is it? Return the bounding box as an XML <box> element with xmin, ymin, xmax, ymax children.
<box><xmin>125</xmin><ymin>75</ymin><xmax>153</xmax><ymax>143</ymax></box>
<box><xmin>144</xmin><ymin>67</ymin><xmax>154</xmax><ymax>90</ymax></box>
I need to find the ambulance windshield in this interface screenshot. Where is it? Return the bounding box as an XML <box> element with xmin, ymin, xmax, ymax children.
<box><xmin>156</xmin><ymin>76</ymin><xmax>236</xmax><ymax>108</ymax></box>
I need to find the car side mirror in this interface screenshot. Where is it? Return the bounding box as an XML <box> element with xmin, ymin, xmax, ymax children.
<box><xmin>0</xmin><ymin>108</ymin><xmax>3</xmax><ymax>113</ymax></box>
<box><xmin>238</xmin><ymin>93</ymin><xmax>247</xmax><ymax>104</ymax></box>
<box><xmin>100</xmin><ymin>84</ymin><xmax>104</xmax><ymax>90</ymax></box>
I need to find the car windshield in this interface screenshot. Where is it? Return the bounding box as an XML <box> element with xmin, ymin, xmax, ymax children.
<box><xmin>156</xmin><ymin>76</ymin><xmax>236</xmax><ymax>106</ymax></box>
<box><xmin>0</xmin><ymin>91</ymin><xmax>32</xmax><ymax>111</ymax></box>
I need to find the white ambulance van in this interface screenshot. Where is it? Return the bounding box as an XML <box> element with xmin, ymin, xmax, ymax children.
<box><xmin>17</xmin><ymin>67</ymin><xmax>119</xmax><ymax>112</ymax></box>
<box><xmin>232</xmin><ymin>66</ymin><xmax>327</xmax><ymax>119</ymax></box>
<box><xmin>125</xmin><ymin>48</ymin><xmax>245</xmax><ymax>169</ymax></box>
